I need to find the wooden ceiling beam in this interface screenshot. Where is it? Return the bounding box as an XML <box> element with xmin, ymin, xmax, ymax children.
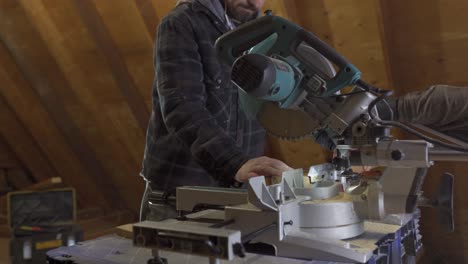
<box><xmin>375</xmin><ymin>0</ymin><xmax>447</xmax><ymax>92</ymax></box>
<box><xmin>0</xmin><ymin>138</ymin><xmax>21</xmax><ymax>170</ymax></box>
<box><xmin>135</xmin><ymin>0</ymin><xmax>160</xmax><ymax>39</ymax></box>
<box><xmin>0</xmin><ymin>1</ymin><xmax>122</xmax><ymax>210</ymax></box>
<box><xmin>281</xmin><ymin>0</ymin><xmax>300</xmax><ymax>24</ymax></box>
<box><xmin>0</xmin><ymin>94</ymin><xmax>51</xmax><ymax>185</ymax></box>
<box><xmin>0</xmin><ymin>40</ymin><xmax>96</xmax><ymax>207</ymax></box>
<box><xmin>18</xmin><ymin>0</ymin><xmax>146</xmax><ymax>212</ymax></box>
<box><xmin>74</xmin><ymin>0</ymin><xmax>150</xmax><ymax>132</ymax></box>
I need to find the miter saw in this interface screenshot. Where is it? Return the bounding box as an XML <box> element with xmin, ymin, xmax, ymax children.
<box><xmin>133</xmin><ymin>15</ymin><xmax>467</xmax><ymax>264</ymax></box>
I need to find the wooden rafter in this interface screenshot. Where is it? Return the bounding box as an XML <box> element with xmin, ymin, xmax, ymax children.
<box><xmin>281</xmin><ymin>0</ymin><xmax>300</xmax><ymax>24</ymax></box>
<box><xmin>0</xmin><ymin>2</ymin><xmax>122</xmax><ymax>210</ymax></box>
<box><xmin>74</xmin><ymin>0</ymin><xmax>150</xmax><ymax>132</ymax></box>
<box><xmin>19</xmin><ymin>0</ymin><xmax>146</xmax><ymax>211</ymax></box>
<box><xmin>135</xmin><ymin>0</ymin><xmax>160</xmax><ymax>39</ymax></box>
<box><xmin>374</xmin><ymin>0</ymin><xmax>396</xmax><ymax>90</ymax></box>
<box><xmin>0</xmin><ymin>138</ymin><xmax>20</xmax><ymax>169</ymax></box>
<box><xmin>0</xmin><ymin>40</ymin><xmax>98</xmax><ymax>208</ymax></box>
<box><xmin>0</xmin><ymin>93</ymin><xmax>51</xmax><ymax>185</ymax></box>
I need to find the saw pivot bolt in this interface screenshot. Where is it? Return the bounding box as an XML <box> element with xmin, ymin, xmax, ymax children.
<box><xmin>391</xmin><ymin>149</ymin><xmax>404</xmax><ymax>161</ymax></box>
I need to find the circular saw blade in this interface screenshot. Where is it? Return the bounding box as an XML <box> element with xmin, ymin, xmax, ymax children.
<box><xmin>257</xmin><ymin>102</ymin><xmax>317</xmax><ymax>140</ymax></box>
<box><xmin>254</xmin><ymin>44</ymin><xmax>336</xmax><ymax>140</ymax></box>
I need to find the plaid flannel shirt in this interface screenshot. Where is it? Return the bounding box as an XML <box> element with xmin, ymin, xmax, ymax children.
<box><xmin>141</xmin><ymin>1</ymin><xmax>265</xmax><ymax>194</ymax></box>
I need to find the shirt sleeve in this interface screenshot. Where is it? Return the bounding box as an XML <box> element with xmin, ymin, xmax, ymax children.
<box><xmin>397</xmin><ymin>84</ymin><xmax>468</xmax><ymax>142</ymax></box>
<box><xmin>154</xmin><ymin>15</ymin><xmax>248</xmax><ymax>186</ymax></box>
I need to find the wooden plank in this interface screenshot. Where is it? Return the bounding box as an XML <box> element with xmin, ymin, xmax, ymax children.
<box><xmin>291</xmin><ymin>1</ymin><xmax>336</xmax><ymax>46</ymax></box>
<box><xmin>0</xmin><ymin>237</ymin><xmax>10</xmax><ymax>264</ymax></box>
<box><xmin>0</xmin><ymin>95</ymin><xmax>50</xmax><ymax>186</ymax></box>
<box><xmin>77</xmin><ymin>207</ymin><xmax>109</xmax><ymax>221</ymax></box>
<box><xmin>19</xmin><ymin>0</ymin><xmax>145</xmax><ymax>212</ymax></box>
<box><xmin>280</xmin><ymin>0</ymin><xmax>300</xmax><ymax>24</ymax></box>
<box><xmin>0</xmin><ymin>41</ymin><xmax>98</xmax><ymax>208</ymax></box>
<box><xmin>90</xmin><ymin>0</ymin><xmax>154</xmax><ymax>117</ymax></box>
<box><xmin>74</xmin><ymin>0</ymin><xmax>150</xmax><ymax>132</ymax></box>
<box><xmin>0</xmin><ymin>139</ymin><xmax>20</xmax><ymax>169</ymax></box>
<box><xmin>0</xmin><ymin>225</ymin><xmax>11</xmax><ymax>238</ymax></box>
<box><xmin>82</xmin><ymin>0</ymin><xmax>153</xmax><ymax>158</ymax></box>
<box><xmin>266</xmin><ymin>135</ymin><xmax>332</xmax><ymax>170</ymax></box>
<box><xmin>135</xmin><ymin>0</ymin><xmax>159</xmax><ymax>39</ymax></box>
<box><xmin>132</xmin><ymin>0</ymin><xmax>161</xmax><ymax>112</ymax></box>
<box><xmin>114</xmin><ymin>223</ymin><xmax>134</xmax><ymax>239</ymax></box>
<box><xmin>78</xmin><ymin>210</ymin><xmax>136</xmax><ymax>240</ymax></box>
<box><xmin>373</xmin><ymin>0</ymin><xmax>395</xmax><ymax>90</ymax></box>
<box><xmin>0</xmin><ymin>1</ymin><xmax>120</xmax><ymax>210</ymax></box>
<box><xmin>0</xmin><ymin>170</ymin><xmax>7</xmax><ymax>194</ymax></box>
<box><xmin>17</xmin><ymin>177</ymin><xmax>61</xmax><ymax>192</ymax></box>
<box><xmin>322</xmin><ymin>0</ymin><xmax>390</xmax><ymax>89</ymax></box>
<box><xmin>6</xmin><ymin>168</ymin><xmax>33</xmax><ymax>190</ymax></box>
<box><xmin>437</xmin><ymin>0</ymin><xmax>468</xmax><ymax>85</ymax></box>
<box><xmin>152</xmin><ymin>0</ymin><xmax>177</xmax><ymax>20</ymax></box>
<box><xmin>377</xmin><ymin>0</ymin><xmax>447</xmax><ymax>93</ymax></box>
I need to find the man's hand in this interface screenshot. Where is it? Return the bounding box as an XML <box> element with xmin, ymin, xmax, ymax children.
<box><xmin>235</xmin><ymin>156</ymin><xmax>292</xmax><ymax>183</ymax></box>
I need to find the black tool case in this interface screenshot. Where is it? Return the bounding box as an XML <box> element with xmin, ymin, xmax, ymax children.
<box><xmin>7</xmin><ymin>188</ymin><xmax>83</xmax><ymax>263</ymax></box>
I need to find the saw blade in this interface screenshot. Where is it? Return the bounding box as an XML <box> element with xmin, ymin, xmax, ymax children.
<box><xmin>254</xmin><ymin>43</ymin><xmax>337</xmax><ymax>140</ymax></box>
<box><xmin>257</xmin><ymin>102</ymin><xmax>317</xmax><ymax>139</ymax></box>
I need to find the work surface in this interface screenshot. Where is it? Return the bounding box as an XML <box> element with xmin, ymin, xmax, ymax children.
<box><xmin>47</xmin><ymin>234</ymin><xmax>348</xmax><ymax>264</ymax></box>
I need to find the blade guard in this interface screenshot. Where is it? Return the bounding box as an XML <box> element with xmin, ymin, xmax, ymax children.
<box><xmin>215</xmin><ymin>15</ymin><xmax>361</xmax><ymax>96</ymax></box>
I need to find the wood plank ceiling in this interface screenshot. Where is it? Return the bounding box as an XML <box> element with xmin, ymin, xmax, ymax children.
<box><xmin>0</xmin><ymin>0</ymin><xmax>467</xmax><ymax>261</ymax></box>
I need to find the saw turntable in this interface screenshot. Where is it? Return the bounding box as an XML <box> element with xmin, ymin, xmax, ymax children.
<box><xmin>133</xmin><ymin>15</ymin><xmax>467</xmax><ymax>264</ymax></box>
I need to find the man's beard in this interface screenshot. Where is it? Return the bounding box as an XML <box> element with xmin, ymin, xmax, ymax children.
<box><xmin>228</xmin><ymin>4</ymin><xmax>258</xmax><ymax>23</ymax></box>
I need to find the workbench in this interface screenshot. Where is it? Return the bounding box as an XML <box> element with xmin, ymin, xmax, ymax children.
<box><xmin>47</xmin><ymin>232</ymin><xmax>346</xmax><ymax>264</ymax></box>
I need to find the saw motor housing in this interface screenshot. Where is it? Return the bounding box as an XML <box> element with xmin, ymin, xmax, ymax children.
<box><xmin>216</xmin><ymin>15</ymin><xmax>383</xmax><ymax>144</ymax></box>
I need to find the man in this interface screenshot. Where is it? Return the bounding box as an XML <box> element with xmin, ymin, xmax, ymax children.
<box><xmin>140</xmin><ymin>0</ymin><xmax>291</xmax><ymax>221</ymax></box>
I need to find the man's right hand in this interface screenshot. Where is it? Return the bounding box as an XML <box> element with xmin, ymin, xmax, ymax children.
<box><xmin>234</xmin><ymin>156</ymin><xmax>292</xmax><ymax>183</ymax></box>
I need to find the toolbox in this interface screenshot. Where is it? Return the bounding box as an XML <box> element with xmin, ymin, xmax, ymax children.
<box><xmin>7</xmin><ymin>188</ymin><xmax>82</xmax><ymax>263</ymax></box>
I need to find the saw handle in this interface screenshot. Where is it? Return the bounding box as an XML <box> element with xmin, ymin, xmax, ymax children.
<box><xmin>215</xmin><ymin>15</ymin><xmax>297</xmax><ymax>65</ymax></box>
<box><xmin>294</xmin><ymin>29</ymin><xmax>361</xmax><ymax>95</ymax></box>
<box><xmin>215</xmin><ymin>15</ymin><xmax>361</xmax><ymax>95</ymax></box>
<box><xmin>295</xmin><ymin>29</ymin><xmax>349</xmax><ymax>70</ymax></box>
<box><xmin>216</xmin><ymin>15</ymin><xmax>351</xmax><ymax>69</ymax></box>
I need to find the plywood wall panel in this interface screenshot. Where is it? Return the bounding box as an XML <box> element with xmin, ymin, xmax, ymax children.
<box><xmin>74</xmin><ymin>0</ymin><xmax>151</xmax><ymax>132</ymax></box>
<box><xmin>19</xmin><ymin>0</ymin><xmax>145</xmax><ymax>211</ymax></box>
<box><xmin>0</xmin><ymin>0</ymin><xmax>118</xmax><ymax>209</ymax></box>
<box><xmin>0</xmin><ymin>138</ymin><xmax>20</xmax><ymax>169</ymax></box>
